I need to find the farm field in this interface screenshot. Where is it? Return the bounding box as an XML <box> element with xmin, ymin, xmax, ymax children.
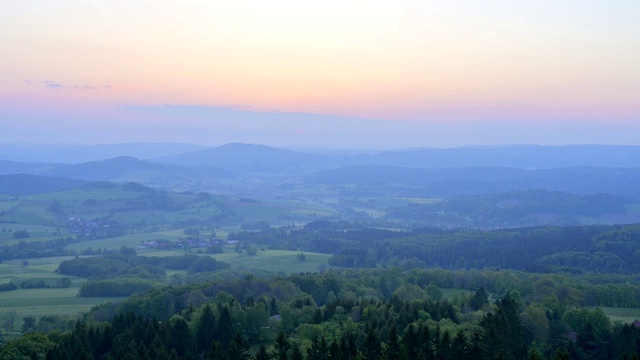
<box><xmin>0</xmin><ymin>256</ymin><xmax>78</xmax><ymax>283</ymax></box>
<box><xmin>0</xmin><ymin>287</ymin><xmax>126</xmax><ymax>339</ymax></box>
<box><xmin>211</xmin><ymin>250</ymin><xmax>330</xmax><ymax>274</ymax></box>
<box><xmin>140</xmin><ymin>249</ymin><xmax>332</xmax><ymax>275</ymax></box>
<box><xmin>64</xmin><ymin>230</ymin><xmax>187</xmax><ymax>251</ymax></box>
<box><xmin>4</xmin><ymin>175</ymin><xmax>640</xmax><ymax>358</ymax></box>
<box><xmin>0</xmin><ymin>246</ymin><xmax>332</xmax><ymax>336</ymax></box>
<box><xmin>599</xmin><ymin>306</ymin><xmax>640</xmax><ymax>324</ymax></box>
<box><xmin>225</xmin><ymin>198</ymin><xmax>337</xmax><ymax>222</ymax></box>
<box><xmin>0</xmin><ymin>183</ymin><xmax>345</xmax><ymax>338</ymax></box>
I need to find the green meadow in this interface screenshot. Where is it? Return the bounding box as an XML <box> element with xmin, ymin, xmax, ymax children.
<box><xmin>140</xmin><ymin>249</ymin><xmax>331</xmax><ymax>275</ymax></box>
<box><xmin>0</xmin><ymin>287</ymin><xmax>126</xmax><ymax>337</ymax></box>
<box><xmin>226</xmin><ymin>198</ymin><xmax>337</xmax><ymax>222</ymax></box>
<box><xmin>0</xmin><ymin>248</ymin><xmax>331</xmax><ymax>335</ymax></box>
<box><xmin>211</xmin><ymin>250</ymin><xmax>330</xmax><ymax>274</ymax></box>
<box><xmin>599</xmin><ymin>307</ymin><xmax>640</xmax><ymax>324</ymax></box>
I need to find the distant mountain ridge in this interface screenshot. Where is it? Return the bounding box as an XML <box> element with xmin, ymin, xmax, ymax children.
<box><xmin>0</xmin><ymin>142</ymin><xmax>206</xmax><ymax>163</ymax></box>
<box><xmin>153</xmin><ymin>143</ymin><xmax>640</xmax><ymax>171</ymax></box>
<box><xmin>0</xmin><ymin>160</ymin><xmax>58</xmax><ymax>175</ymax></box>
<box><xmin>3</xmin><ymin>142</ymin><xmax>640</xmax><ymax>169</ymax></box>
<box><xmin>40</xmin><ymin>156</ymin><xmax>178</xmax><ymax>181</ymax></box>
<box><xmin>39</xmin><ymin>156</ymin><xmax>239</xmax><ymax>182</ymax></box>
<box><xmin>306</xmin><ymin>165</ymin><xmax>640</xmax><ymax>197</ymax></box>
<box><xmin>1</xmin><ymin>143</ymin><xmax>640</xmax><ymax>194</ymax></box>
<box><xmin>151</xmin><ymin>143</ymin><xmax>347</xmax><ymax>174</ymax></box>
<box><xmin>369</xmin><ymin>144</ymin><xmax>640</xmax><ymax>169</ymax></box>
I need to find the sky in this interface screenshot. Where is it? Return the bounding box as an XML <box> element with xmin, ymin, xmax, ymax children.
<box><xmin>1</xmin><ymin>1</ymin><xmax>639</xmax><ymax>149</ymax></box>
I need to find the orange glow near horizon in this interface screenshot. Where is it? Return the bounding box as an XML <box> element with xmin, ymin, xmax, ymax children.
<box><xmin>1</xmin><ymin>0</ymin><xmax>639</xmax><ymax>146</ymax></box>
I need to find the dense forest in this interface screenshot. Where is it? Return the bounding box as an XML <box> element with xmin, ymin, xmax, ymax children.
<box><xmin>230</xmin><ymin>222</ymin><xmax>640</xmax><ymax>275</ymax></box>
<box><xmin>4</xmin><ymin>221</ymin><xmax>640</xmax><ymax>358</ymax></box>
<box><xmin>4</xmin><ymin>267</ymin><xmax>640</xmax><ymax>359</ymax></box>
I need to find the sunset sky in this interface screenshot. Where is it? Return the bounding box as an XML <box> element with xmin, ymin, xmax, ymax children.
<box><xmin>1</xmin><ymin>1</ymin><xmax>639</xmax><ymax>148</ymax></box>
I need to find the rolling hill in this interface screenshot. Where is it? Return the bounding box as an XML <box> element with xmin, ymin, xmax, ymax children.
<box><xmin>0</xmin><ymin>174</ymin><xmax>89</xmax><ymax>195</ymax></box>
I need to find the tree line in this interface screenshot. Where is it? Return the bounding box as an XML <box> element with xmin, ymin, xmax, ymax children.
<box><xmin>230</xmin><ymin>222</ymin><xmax>640</xmax><ymax>274</ymax></box>
<box><xmin>4</xmin><ymin>267</ymin><xmax>640</xmax><ymax>359</ymax></box>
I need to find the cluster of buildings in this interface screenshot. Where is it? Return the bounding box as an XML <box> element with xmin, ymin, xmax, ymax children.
<box><xmin>66</xmin><ymin>217</ymin><xmax>124</xmax><ymax>239</ymax></box>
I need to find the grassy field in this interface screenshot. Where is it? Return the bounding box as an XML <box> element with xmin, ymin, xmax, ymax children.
<box><xmin>227</xmin><ymin>199</ymin><xmax>337</xmax><ymax>223</ymax></box>
<box><xmin>0</xmin><ymin>254</ymin><xmax>124</xmax><ymax>337</ymax></box>
<box><xmin>0</xmin><ymin>247</ymin><xmax>328</xmax><ymax>343</ymax></box>
<box><xmin>0</xmin><ymin>202</ymin><xmax>61</xmax><ymax>227</ymax></box>
<box><xmin>0</xmin><ymin>201</ymin><xmax>20</xmax><ymax>212</ymax></box>
<box><xmin>440</xmin><ymin>288</ymin><xmax>474</xmax><ymax>300</ymax></box>
<box><xmin>0</xmin><ymin>287</ymin><xmax>126</xmax><ymax>337</ymax></box>
<box><xmin>212</xmin><ymin>250</ymin><xmax>331</xmax><ymax>274</ymax></box>
<box><xmin>598</xmin><ymin>307</ymin><xmax>640</xmax><ymax>324</ymax></box>
<box><xmin>64</xmin><ymin>229</ymin><xmax>188</xmax><ymax>251</ymax></box>
<box><xmin>140</xmin><ymin>249</ymin><xmax>332</xmax><ymax>274</ymax></box>
<box><xmin>0</xmin><ymin>257</ymin><xmax>78</xmax><ymax>283</ymax></box>
<box><xmin>0</xmin><ymin>224</ymin><xmax>67</xmax><ymax>245</ymax></box>
<box><xmin>27</xmin><ymin>188</ymin><xmax>141</xmax><ymax>202</ymax></box>
<box><xmin>403</xmin><ymin>197</ymin><xmax>443</xmax><ymax>205</ymax></box>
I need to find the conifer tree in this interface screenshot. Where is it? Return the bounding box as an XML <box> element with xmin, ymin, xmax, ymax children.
<box><xmin>479</xmin><ymin>294</ymin><xmax>527</xmax><ymax>360</ymax></box>
<box><xmin>290</xmin><ymin>345</ymin><xmax>304</xmax><ymax>360</ymax></box>
<box><xmin>253</xmin><ymin>345</ymin><xmax>269</xmax><ymax>360</ymax></box>
<box><xmin>450</xmin><ymin>331</ymin><xmax>467</xmax><ymax>360</ymax></box>
<box><xmin>420</xmin><ymin>323</ymin><xmax>434</xmax><ymax>360</ymax></box>
<box><xmin>227</xmin><ymin>332</ymin><xmax>250</xmax><ymax>360</ymax></box>
<box><xmin>403</xmin><ymin>323</ymin><xmax>420</xmax><ymax>360</ymax></box>
<box><xmin>197</xmin><ymin>304</ymin><xmax>217</xmax><ymax>353</ymax></box>
<box><xmin>308</xmin><ymin>336</ymin><xmax>329</xmax><ymax>360</ymax></box>
<box><xmin>385</xmin><ymin>324</ymin><xmax>405</xmax><ymax>360</ymax></box>
<box><xmin>338</xmin><ymin>331</ymin><xmax>358</xmax><ymax>360</ymax></box>
<box><xmin>218</xmin><ymin>305</ymin><xmax>234</xmax><ymax>348</ymax></box>
<box><xmin>270</xmin><ymin>332</ymin><xmax>289</xmax><ymax>360</ymax></box>
<box><xmin>363</xmin><ymin>327</ymin><xmax>381</xmax><ymax>360</ymax></box>
<box><xmin>207</xmin><ymin>340</ymin><xmax>226</xmax><ymax>360</ymax></box>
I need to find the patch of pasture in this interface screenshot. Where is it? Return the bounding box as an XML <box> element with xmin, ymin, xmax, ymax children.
<box><xmin>210</xmin><ymin>250</ymin><xmax>330</xmax><ymax>274</ymax></box>
<box><xmin>227</xmin><ymin>199</ymin><xmax>336</xmax><ymax>223</ymax></box>
<box><xmin>0</xmin><ymin>287</ymin><xmax>126</xmax><ymax>331</ymax></box>
<box><xmin>0</xmin><ymin>224</ymin><xmax>67</xmax><ymax>243</ymax></box>
<box><xmin>138</xmin><ymin>249</ymin><xmax>186</xmax><ymax>257</ymax></box>
<box><xmin>65</xmin><ymin>229</ymin><xmax>189</xmax><ymax>251</ymax></box>
<box><xmin>403</xmin><ymin>197</ymin><xmax>442</xmax><ymax>205</ymax></box>
<box><xmin>0</xmin><ymin>202</ymin><xmax>61</xmax><ymax>226</ymax></box>
<box><xmin>27</xmin><ymin>188</ymin><xmax>141</xmax><ymax>202</ymax></box>
<box><xmin>216</xmin><ymin>226</ymin><xmax>240</xmax><ymax>239</ymax></box>
<box><xmin>0</xmin><ymin>258</ymin><xmax>76</xmax><ymax>284</ymax></box>
<box><xmin>108</xmin><ymin>210</ymin><xmax>175</xmax><ymax>225</ymax></box>
<box><xmin>138</xmin><ymin>249</ymin><xmax>330</xmax><ymax>275</ymax></box>
<box><xmin>0</xmin><ymin>201</ymin><xmax>20</xmax><ymax>212</ymax></box>
<box><xmin>440</xmin><ymin>288</ymin><xmax>474</xmax><ymax>300</ymax></box>
<box><xmin>352</xmin><ymin>207</ymin><xmax>386</xmax><ymax>218</ymax></box>
<box><xmin>103</xmin><ymin>206</ymin><xmax>221</xmax><ymax>225</ymax></box>
<box><xmin>288</xmin><ymin>209</ymin><xmax>336</xmax><ymax>217</ymax></box>
<box><xmin>599</xmin><ymin>307</ymin><xmax>640</xmax><ymax>324</ymax></box>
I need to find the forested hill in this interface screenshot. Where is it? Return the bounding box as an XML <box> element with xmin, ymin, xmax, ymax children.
<box><xmin>230</xmin><ymin>222</ymin><xmax>640</xmax><ymax>274</ymax></box>
<box><xmin>39</xmin><ymin>156</ymin><xmax>239</xmax><ymax>181</ymax></box>
<box><xmin>7</xmin><ymin>143</ymin><xmax>640</xmax><ymax>173</ymax></box>
<box><xmin>3</xmin><ymin>144</ymin><xmax>640</xmax><ymax>195</ymax></box>
<box><xmin>305</xmin><ymin>165</ymin><xmax>640</xmax><ymax>197</ymax></box>
<box><xmin>0</xmin><ymin>174</ymin><xmax>89</xmax><ymax>195</ymax></box>
<box><xmin>370</xmin><ymin>144</ymin><xmax>640</xmax><ymax>169</ymax></box>
<box><xmin>8</xmin><ymin>267</ymin><xmax>640</xmax><ymax>359</ymax></box>
<box><xmin>0</xmin><ymin>142</ymin><xmax>205</xmax><ymax>163</ymax></box>
<box><xmin>152</xmin><ymin>143</ymin><xmax>343</xmax><ymax>174</ymax></box>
